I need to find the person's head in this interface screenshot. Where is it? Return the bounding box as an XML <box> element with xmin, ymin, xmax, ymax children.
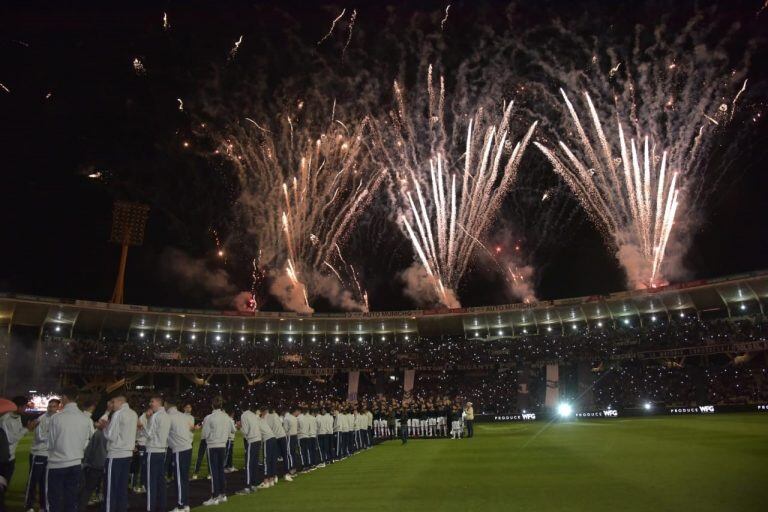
<box><xmin>149</xmin><ymin>395</ymin><xmax>164</xmax><ymax>412</ymax></box>
<box><xmin>111</xmin><ymin>395</ymin><xmax>127</xmax><ymax>410</ymax></box>
<box><xmin>293</xmin><ymin>407</ymin><xmax>301</xmax><ymax>416</ymax></box>
<box><xmin>47</xmin><ymin>398</ymin><xmax>61</xmax><ymax>414</ymax></box>
<box><xmin>58</xmin><ymin>388</ymin><xmax>79</xmax><ymax>407</ymax></box>
<box><xmin>165</xmin><ymin>396</ymin><xmax>177</xmax><ymax>410</ymax></box>
<box><xmin>211</xmin><ymin>396</ymin><xmax>224</xmax><ymax>411</ymax></box>
<box><xmin>12</xmin><ymin>395</ymin><xmax>28</xmax><ymax>414</ymax></box>
<box><xmin>258</xmin><ymin>406</ymin><xmax>269</xmax><ymax>417</ymax></box>
<box><xmin>81</xmin><ymin>398</ymin><xmax>96</xmax><ymax>413</ymax></box>
<box><xmin>183</xmin><ymin>403</ymin><xmax>192</xmax><ymax>414</ymax></box>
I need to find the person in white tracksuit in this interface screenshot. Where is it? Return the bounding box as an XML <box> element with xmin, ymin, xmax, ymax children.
<box><xmin>201</xmin><ymin>397</ymin><xmax>231</xmax><ymax>506</ymax></box>
<box><xmin>102</xmin><ymin>395</ymin><xmax>138</xmax><ymax>512</ymax></box>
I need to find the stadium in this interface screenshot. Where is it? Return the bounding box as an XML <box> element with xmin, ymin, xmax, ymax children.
<box><xmin>1</xmin><ymin>1</ymin><xmax>767</xmax><ymax>512</ymax></box>
<box><xmin>1</xmin><ymin>271</ymin><xmax>767</xmax><ymax>511</ymax></box>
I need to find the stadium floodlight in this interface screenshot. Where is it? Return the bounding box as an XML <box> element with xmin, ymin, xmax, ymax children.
<box><xmin>264</xmin><ymin>336</ymin><xmax>269</xmax><ymax>342</ymax></box>
<box><xmin>651</xmin><ymin>315</ymin><xmax>657</xmax><ymax>321</ymax></box>
<box><xmin>740</xmin><ymin>304</ymin><xmax>746</xmax><ymax>311</ymax></box>
<box><xmin>358</xmin><ymin>336</ymin><xmax>363</xmax><ymax>342</ymax></box>
<box><xmin>240</xmin><ymin>336</ymin><xmax>245</xmax><ymax>341</ymax></box>
<box><xmin>139</xmin><ymin>331</ymin><xmax>145</xmax><ymax>338</ymax></box>
<box><xmin>547</xmin><ymin>326</ymin><xmax>552</xmax><ymax>332</ymax></box>
<box><xmin>623</xmin><ymin>319</ymin><xmax>630</xmax><ymax>325</ymax></box>
<box><xmin>404</xmin><ymin>335</ymin><xmax>409</xmax><ymax>340</ymax></box>
<box><xmin>597</xmin><ymin>321</ymin><xmax>603</xmax><ymax>327</ymax></box>
<box><xmin>522</xmin><ymin>328</ymin><xmax>527</xmax><ymax>334</ymax></box>
<box><xmin>191</xmin><ymin>334</ymin><xmax>196</xmax><ymax>341</ymax></box>
<box><xmin>335</xmin><ymin>337</ymin><xmax>340</xmax><ymax>342</ymax></box>
<box><xmin>571</xmin><ymin>324</ymin><xmax>577</xmax><ymax>330</ymax></box>
<box><xmin>679</xmin><ymin>312</ymin><xmax>685</xmax><ymax>318</ymax></box>
<box><xmin>215</xmin><ymin>335</ymin><xmax>221</xmax><ymax>341</ymax></box>
<box><xmin>54</xmin><ymin>325</ymin><xmax>61</xmax><ymax>332</ymax></box>
<box><xmin>165</xmin><ymin>333</ymin><xmax>170</xmax><ymax>339</ymax></box>
<box><xmin>497</xmin><ymin>330</ymin><xmax>503</xmax><ymax>335</ymax></box>
<box><xmin>644</xmin><ymin>402</ymin><xmax>652</xmax><ymax>410</ymax></box>
<box><xmin>557</xmin><ymin>403</ymin><xmax>573</xmax><ymax>418</ymax></box>
<box><xmin>109</xmin><ymin>201</ymin><xmax>150</xmax><ymax>304</ymax></box>
<box><xmin>312</xmin><ymin>337</ymin><xmax>316</xmax><ymax>342</ymax></box>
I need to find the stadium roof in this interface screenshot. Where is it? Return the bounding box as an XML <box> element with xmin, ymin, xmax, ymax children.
<box><xmin>1</xmin><ymin>270</ymin><xmax>766</xmax><ymax>341</ymax></box>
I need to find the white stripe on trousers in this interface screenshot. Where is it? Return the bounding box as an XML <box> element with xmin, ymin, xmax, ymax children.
<box><xmin>298</xmin><ymin>439</ymin><xmax>304</xmax><ymax>466</ymax></box>
<box><xmin>263</xmin><ymin>439</ymin><xmax>268</xmax><ymax>475</ymax></box>
<box><xmin>44</xmin><ymin>466</ymin><xmax>49</xmax><ymax>512</ymax></box>
<box><xmin>24</xmin><ymin>454</ymin><xmax>35</xmax><ymax>507</ymax></box>
<box><xmin>206</xmin><ymin>448</ymin><xmax>213</xmax><ymax>496</ymax></box>
<box><xmin>245</xmin><ymin>441</ymin><xmax>251</xmax><ymax>486</ymax></box>
<box><xmin>147</xmin><ymin>453</ymin><xmax>152</xmax><ymax>511</ymax></box>
<box><xmin>106</xmin><ymin>458</ymin><xmax>113</xmax><ymax>512</ymax></box>
<box><xmin>285</xmin><ymin>435</ymin><xmax>292</xmax><ymax>469</ymax></box>
<box><xmin>175</xmin><ymin>452</ymin><xmax>182</xmax><ymax>507</ymax></box>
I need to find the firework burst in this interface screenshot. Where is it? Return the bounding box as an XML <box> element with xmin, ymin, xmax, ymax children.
<box><xmin>219</xmin><ymin>104</ymin><xmax>385</xmax><ymax>312</ymax></box>
<box><xmin>377</xmin><ymin>66</ymin><xmax>537</xmax><ymax>307</ymax></box>
<box><xmin>535</xmin><ymin>89</ymin><xmax>679</xmax><ymax>288</ymax></box>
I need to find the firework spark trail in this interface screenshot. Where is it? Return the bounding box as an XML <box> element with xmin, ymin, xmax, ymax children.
<box><xmin>221</xmin><ymin>105</ymin><xmax>384</xmax><ymax>312</ymax></box>
<box><xmin>380</xmin><ymin>67</ymin><xmax>537</xmax><ymax>307</ymax></box>
<box><xmin>229</xmin><ymin>35</ymin><xmax>243</xmax><ymax>61</ymax></box>
<box><xmin>0</xmin><ymin>83</ymin><xmax>9</xmax><ymax>93</ymax></box>
<box><xmin>441</xmin><ymin>5</ymin><xmax>451</xmax><ymax>31</ymax></box>
<box><xmin>341</xmin><ymin>9</ymin><xmax>357</xmax><ymax>61</ymax></box>
<box><xmin>318</xmin><ymin>8</ymin><xmax>346</xmax><ymax>45</ymax></box>
<box><xmin>535</xmin><ymin>89</ymin><xmax>680</xmax><ymax>288</ymax></box>
<box><xmin>163</xmin><ymin>12</ymin><xmax>169</xmax><ymax>30</ymax></box>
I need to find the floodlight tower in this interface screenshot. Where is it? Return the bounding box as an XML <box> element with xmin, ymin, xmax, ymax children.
<box><xmin>109</xmin><ymin>201</ymin><xmax>150</xmax><ymax>304</ymax></box>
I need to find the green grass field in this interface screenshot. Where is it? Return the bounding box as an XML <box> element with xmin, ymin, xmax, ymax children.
<box><xmin>7</xmin><ymin>413</ymin><xmax>767</xmax><ymax>511</ymax></box>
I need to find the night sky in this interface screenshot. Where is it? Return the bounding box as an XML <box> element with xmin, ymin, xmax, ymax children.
<box><xmin>1</xmin><ymin>0</ymin><xmax>766</xmax><ymax>312</ymax></box>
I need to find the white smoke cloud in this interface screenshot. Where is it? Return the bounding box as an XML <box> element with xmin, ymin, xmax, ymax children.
<box><xmin>268</xmin><ymin>269</ymin><xmax>368</xmax><ymax>313</ymax></box>
<box><xmin>617</xmin><ymin>232</ymin><xmax>690</xmax><ymax>289</ymax></box>
<box><xmin>399</xmin><ymin>263</ymin><xmax>461</xmax><ymax>309</ymax></box>
<box><xmin>160</xmin><ymin>247</ymin><xmax>252</xmax><ymax>310</ymax></box>
<box><xmin>487</xmin><ymin>225</ymin><xmax>538</xmax><ymax>303</ymax></box>
<box><xmin>311</xmin><ymin>273</ymin><xmax>368</xmax><ymax>312</ymax></box>
<box><xmin>268</xmin><ymin>270</ymin><xmax>314</xmax><ymax>314</ymax></box>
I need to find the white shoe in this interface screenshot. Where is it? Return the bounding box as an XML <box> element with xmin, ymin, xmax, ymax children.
<box><xmin>203</xmin><ymin>497</ymin><xmax>219</xmax><ymax>506</ymax></box>
<box><xmin>134</xmin><ymin>485</ymin><xmax>146</xmax><ymax>494</ymax></box>
<box><xmin>236</xmin><ymin>488</ymin><xmax>252</xmax><ymax>495</ymax></box>
<box><xmin>191</xmin><ymin>474</ymin><xmax>199</xmax><ymax>480</ymax></box>
<box><xmin>218</xmin><ymin>495</ymin><xmax>228</xmax><ymax>503</ymax></box>
<box><xmin>317</xmin><ymin>463</ymin><xmax>326</xmax><ymax>468</ymax></box>
<box><xmin>284</xmin><ymin>474</ymin><xmax>294</xmax><ymax>482</ymax></box>
<box><xmin>256</xmin><ymin>483</ymin><xmax>270</xmax><ymax>490</ymax></box>
<box><xmin>26</xmin><ymin>509</ymin><xmax>35</xmax><ymax>512</ymax></box>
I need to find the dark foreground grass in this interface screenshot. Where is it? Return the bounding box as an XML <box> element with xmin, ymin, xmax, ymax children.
<box><xmin>6</xmin><ymin>413</ymin><xmax>767</xmax><ymax>511</ymax></box>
